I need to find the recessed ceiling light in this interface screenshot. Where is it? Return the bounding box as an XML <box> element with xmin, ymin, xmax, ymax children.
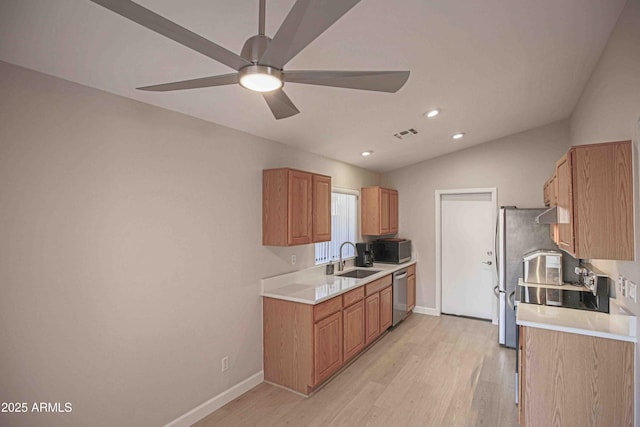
<box><xmin>452</xmin><ymin>132</ymin><xmax>465</xmax><ymax>140</ymax></box>
<box><xmin>424</xmin><ymin>109</ymin><xmax>440</xmax><ymax>118</ymax></box>
<box><xmin>361</xmin><ymin>150</ymin><xmax>373</xmax><ymax>157</ymax></box>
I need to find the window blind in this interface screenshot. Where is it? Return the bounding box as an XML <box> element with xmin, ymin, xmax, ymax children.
<box><xmin>315</xmin><ymin>192</ymin><xmax>357</xmax><ymax>264</ymax></box>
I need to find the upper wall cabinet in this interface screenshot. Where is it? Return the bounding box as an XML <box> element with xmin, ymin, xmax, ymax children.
<box><xmin>361</xmin><ymin>186</ymin><xmax>399</xmax><ymax>236</ymax></box>
<box><xmin>555</xmin><ymin>140</ymin><xmax>633</xmax><ymax>260</ymax></box>
<box><xmin>263</xmin><ymin>168</ymin><xmax>331</xmax><ymax>246</ymax></box>
<box><xmin>543</xmin><ymin>174</ymin><xmax>556</xmax><ymax>207</ymax></box>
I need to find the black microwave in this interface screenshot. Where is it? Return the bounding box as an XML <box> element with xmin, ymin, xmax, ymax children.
<box><xmin>372</xmin><ymin>239</ymin><xmax>412</xmax><ymax>264</ymax></box>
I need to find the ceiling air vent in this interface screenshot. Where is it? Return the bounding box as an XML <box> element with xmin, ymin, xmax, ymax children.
<box><xmin>393</xmin><ymin>128</ymin><xmax>419</xmax><ymax>140</ymax></box>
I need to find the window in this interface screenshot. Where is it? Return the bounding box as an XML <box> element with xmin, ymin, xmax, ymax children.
<box><xmin>315</xmin><ymin>190</ymin><xmax>358</xmax><ymax>265</ymax></box>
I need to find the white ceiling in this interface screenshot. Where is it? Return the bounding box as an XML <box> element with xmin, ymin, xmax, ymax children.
<box><xmin>0</xmin><ymin>0</ymin><xmax>626</xmax><ymax>172</ymax></box>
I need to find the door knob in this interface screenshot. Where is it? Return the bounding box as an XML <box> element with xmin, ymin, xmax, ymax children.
<box><xmin>482</xmin><ymin>260</ymin><xmax>492</xmax><ymax>265</ymax></box>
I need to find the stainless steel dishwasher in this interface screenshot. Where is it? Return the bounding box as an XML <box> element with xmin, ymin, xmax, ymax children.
<box><xmin>392</xmin><ymin>268</ymin><xmax>409</xmax><ymax>326</ymax></box>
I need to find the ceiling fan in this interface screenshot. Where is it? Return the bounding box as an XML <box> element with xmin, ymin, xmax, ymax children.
<box><xmin>89</xmin><ymin>0</ymin><xmax>410</xmax><ymax>119</ymax></box>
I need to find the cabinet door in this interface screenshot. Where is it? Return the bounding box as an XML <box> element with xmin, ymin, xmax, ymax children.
<box><xmin>312</xmin><ymin>174</ymin><xmax>332</xmax><ymax>243</ymax></box>
<box><xmin>288</xmin><ymin>170</ymin><xmax>313</xmax><ymax>245</ymax></box>
<box><xmin>365</xmin><ymin>293</ymin><xmax>380</xmax><ymax>345</ymax></box>
<box><xmin>572</xmin><ymin>142</ymin><xmax>633</xmax><ymax>260</ymax></box>
<box><xmin>380</xmin><ymin>189</ymin><xmax>390</xmax><ymax>234</ymax></box>
<box><xmin>555</xmin><ymin>153</ymin><xmax>574</xmax><ymax>254</ymax></box>
<box><xmin>543</xmin><ymin>181</ymin><xmax>550</xmax><ymax>207</ymax></box>
<box><xmin>343</xmin><ymin>301</ymin><xmax>365</xmax><ymax>362</ymax></box>
<box><xmin>549</xmin><ymin>175</ymin><xmax>558</xmax><ymax>244</ymax></box>
<box><xmin>407</xmin><ymin>274</ymin><xmax>416</xmax><ymax>312</ymax></box>
<box><xmin>314</xmin><ymin>311</ymin><xmax>343</xmax><ymax>385</ymax></box>
<box><xmin>518</xmin><ymin>326</ymin><xmax>525</xmax><ymax>425</ymax></box>
<box><xmin>389</xmin><ymin>190</ymin><xmax>398</xmax><ymax>234</ymax></box>
<box><xmin>379</xmin><ymin>286</ymin><xmax>393</xmax><ymax>331</ymax></box>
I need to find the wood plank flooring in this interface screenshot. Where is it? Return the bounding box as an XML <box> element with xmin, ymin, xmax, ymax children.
<box><xmin>193</xmin><ymin>314</ymin><xmax>518</xmax><ymax>427</ymax></box>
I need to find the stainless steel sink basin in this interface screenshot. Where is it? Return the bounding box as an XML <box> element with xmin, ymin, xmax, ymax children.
<box><xmin>337</xmin><ymin>269</ymin><xmax>381</xmax><ymax>279</ymax></box>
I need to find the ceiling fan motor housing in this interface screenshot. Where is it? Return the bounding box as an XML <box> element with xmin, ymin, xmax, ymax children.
<box><xmin>241</xmin><ymin>34</ymin><xmax>273</xmax><ymax>64</ymax></box>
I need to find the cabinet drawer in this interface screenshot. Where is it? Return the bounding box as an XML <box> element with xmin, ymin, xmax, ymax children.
<box><xmin>365</xmin><ymin>274</ymin><xmax>392</xmax><ymax>296</ymax></box>
<box><xmin>408</xmin><ymin>264</ymin><xmax>416</xmax><ymax>276</ymax></box>
<box><xmin>314</xmin><ymin>296</ymin><xmax>342</xmax><ymax>322</ymax></box>
<box><xmin>342</xmin><ymin>287</ymin><xmax>364</xmax><ymax>307</ymax></box>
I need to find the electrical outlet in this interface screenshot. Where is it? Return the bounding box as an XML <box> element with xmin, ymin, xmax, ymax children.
<box><xmin>622</xmin><ymin>278</ymin><xmax>628</xmax><ymax>298</ymax></box>
<box><xmin>291</xmin><ymin>254</ymin><xmax>296</xmax><ymax>265</ymax></box>
<box><xmin>221</xmin><ymin>356</ymin><xmax>229</xmax><ymax>372</ymax></box>
<box><xmin>628</xmin><ymin>281</ymin><xmax>637</xmax><ymax>303</ymax></box>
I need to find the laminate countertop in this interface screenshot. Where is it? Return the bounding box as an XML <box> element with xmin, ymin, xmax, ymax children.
<box><xmin>516</xmin><ymin>299</ymin><xmax>637</xmax><ymax>343</ymax></box>
<box><xmin>261</xmin><ymin>259</ymin><xmax>416</xmax><ymax>305</ymax></box>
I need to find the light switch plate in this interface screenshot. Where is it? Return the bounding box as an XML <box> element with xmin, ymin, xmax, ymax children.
<box><xmin>617</xmin><ymin>275</ymin><xmax>624</xmax><ymax>296</ymax></box>
<box><xmin>628</xmin><ymin>281</ymin><xmax>637</xmax><ymax>303</ymax></box>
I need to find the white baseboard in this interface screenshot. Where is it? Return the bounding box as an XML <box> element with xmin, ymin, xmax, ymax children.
<box><xmin>413</xmin><ymin>305</ymin><xmax>440</xmax><ymax>316</ymax></box>
<box><xmin>164</xmin><ymin>371</ymin><xmax>264</xmax><ymax>427</ymax></box>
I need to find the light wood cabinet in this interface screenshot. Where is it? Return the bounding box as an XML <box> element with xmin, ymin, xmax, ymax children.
<box><xmin>544</xmin><ymin>173</ymin><xmax>559</xmax><ymax>244</ymax></box>
<box><xmin>406</xmin><ymin>264</ymin><xmax>416</xmax><ymax>312</ymax></box>
<box><xmin>263</xmin><ymin>168</ymin><xmax>331</xmax><ymax>246</ymax></box>
<box><xmin>312</xmin><ymin>174</ymin><xmax>332</xmax><ymax>242</ymax></box>
<box><xmin>389</xmin><ymin>190</ymin><xmax>398</xmax><ymax>234</ymax></box>
<box><xmin>553</xmin><ymin>141</ymin><xmax>633</xmax><ymax>260</ymax></box>
<box><xmin>365</xmin><ymin>293</ymin><xmax>380</xmax><ymax>345</ymax></box>
<box><xmin>542</xmin><ymin>174</ymin><xmax>556</xmax><ymax>208</ymax></box>
<box><xmin>263</xmin><ymin>273</ymin><xmax>395</xmax><ymax>395</ymax></box>
<box><xmin>379</xmin><ymin>286</ymin><xmax>393</xmax><ymax>331</ymax></box>
<box><xmin>314</xmin><ymin>311</ymin><xmax>343</xmax><ymax>385</ymax></box>
<box><xmin>361</xmin><ymin>186</ymin><xmax>399</xmax><ymax>235</ymax></box>
<box><xmin>518</xmin><ymin>325</ymin><xmax>634</xmax><ymax>427</ymax></box>
<box><xmin>556</xmin><ymin>152</ymin><xmax>574</xmax><ymax>253</ymax></box>
<box><xmin>343</xmin><ymin>300</ymin><xmax>365</xmax><ymax>362</ymax></box>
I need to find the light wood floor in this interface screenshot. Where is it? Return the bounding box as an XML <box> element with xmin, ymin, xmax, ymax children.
<box><xmin>194</xmin><ymin>314</ymin><xmax>518</xmax><ymax>427</ymax></box>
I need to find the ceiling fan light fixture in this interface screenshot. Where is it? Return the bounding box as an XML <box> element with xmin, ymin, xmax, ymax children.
<box><xmin>238</xmin><ymin>65</ymin><xmax>283</xmax><ymax>92</ymax></box>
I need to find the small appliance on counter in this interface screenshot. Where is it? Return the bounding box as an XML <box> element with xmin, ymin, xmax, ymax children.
<box><xmin>523</xmin><ymin>250</ymin><xmax>562</xmax><ymax>286</ymax></box>
<box><xmin>517</xmin><ymin>264</ymin><xmax>609</xmax><ymax>313</ymax></box>
<box><xmin>371</xmin><ymin>239</ymin><xmax>411</xmax><ymax>264</ymax></box>
<box><xmin>355</xmin><ymin>242</ymin><xmax>375</xmax><ymax>267</ymax></box>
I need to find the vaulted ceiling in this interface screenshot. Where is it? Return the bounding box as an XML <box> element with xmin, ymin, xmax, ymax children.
<box><xmin>0</xmin><ymin>0</ymin><xmax>626</xmax><ymax>171</ymax></box>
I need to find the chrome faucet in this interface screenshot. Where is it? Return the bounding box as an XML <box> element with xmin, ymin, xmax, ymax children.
<box><xmin>338</xmin><ymin>241</ymin><xmax>358</xmax><ymax>272</ymax></box>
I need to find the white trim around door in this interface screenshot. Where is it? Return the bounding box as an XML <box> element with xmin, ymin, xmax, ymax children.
<box><xmin>435</xmin><ymin>188</ymin><xmax>497</xmax><ymax>317</ymax></box>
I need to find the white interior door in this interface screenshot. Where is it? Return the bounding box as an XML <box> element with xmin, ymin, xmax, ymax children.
<box><xmin>441</xmin><ymin>191</ymin><xmax>495</xmax><ymax>319</ymax></box>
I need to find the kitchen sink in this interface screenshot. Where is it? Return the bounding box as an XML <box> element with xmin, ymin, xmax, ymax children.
<box><xmin>337</xmin><ymin>269</ymin><xmax>381</xmax><ymax>279</ymax></box>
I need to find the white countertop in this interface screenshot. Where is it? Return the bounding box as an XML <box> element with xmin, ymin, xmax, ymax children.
<box><xmin>261</xmin><ymin>259</ymin><xmax>416</xmax><ymax>305</ymax></box>
<box><xmin>516</xmin><ymin>300</ymin><xmax>637</xmax><ymax>343</ymax></box>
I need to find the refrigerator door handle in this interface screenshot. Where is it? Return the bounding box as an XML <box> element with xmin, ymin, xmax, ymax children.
<box><xmin>507</xmin><ymin>290</ymin><xmax>516</xmax><ymax>310</ymax></box>
<box><xmin>493</xmin><ymin>285</ymin><xmax>501</xmax><ymax>298</ymax></box>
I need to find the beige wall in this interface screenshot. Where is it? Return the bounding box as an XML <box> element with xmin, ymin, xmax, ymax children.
<box><xmin>0</xmin><ymin>61</ymin><xmax>378</xmax><ymax>427</ymax></box>
<box><xmin>382</xmin><ymin>120</ymin><xmax>571</xmax><ymax>309</ymax></box>
<box><xmin>569</xmin><ymin>0</ymin><xmax>640</xmax><ymax>317</ymax></box>
<box><xmin>569</xmin><ymin>1</ymin><xmax>640</xmax><ymax>419</ymax></box>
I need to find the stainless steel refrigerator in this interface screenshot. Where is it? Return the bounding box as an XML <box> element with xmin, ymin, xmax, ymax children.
<box><xmin>495</xmin><ymin>207</ymin><xmax>576</xmax><ymax>348</ymax></box>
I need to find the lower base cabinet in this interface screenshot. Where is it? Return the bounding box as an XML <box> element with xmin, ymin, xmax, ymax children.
<box><xmin>263</xmin><ymin>274</ymin><xmax>394</xmax><ymax>395</ymax></box>
<box><xmin>407</xmin><ymin>264</ymin><xmax>416</xmax><ymax>312</ymax></box>
<box><xmin>314</xmin><ymin>311</ymin><xmax>343</xmax><ymax>385</ymax></box>
<box><xmin>343</xmin><ymin>300</ymin><xmax>365</xmax><ymax>362</ymax></box>
<box><xmin>380</xmin><ymin>286</ymin><xmax>393</xmax><ymax>330</ymax></box>
<box><xmin>365</xmin><ymin>293</ymin><xmax>380</xmax><ymax>345</ymax></box>
<box><xmin>518</xmin><ymin>325</ymin><xmax>634</xmax><ymax>426</ymax></box>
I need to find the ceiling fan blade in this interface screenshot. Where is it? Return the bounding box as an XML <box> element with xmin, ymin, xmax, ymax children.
<box><xmin>283</xmin><ymin>70</ymin><xmax>410</xmax><ymax>93</ymax></box>
<box><xmin>137</xmin><ymin>73</ymin><xmax>238</xmax><ymax>92</ymax></box>
<box><xmin>259</xmin><ymin>0</ymin><xmax>361</xmax><ymax>69</ymax></box>
<box><xmin>262</xmin><ymin>90</ymin><xmax>300</xmax><ymax>119</ymax></box>
<box><xmin>89</xmin><ymin>0</ymin><xmax>251</xmax><ymax>71</ymax></box>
